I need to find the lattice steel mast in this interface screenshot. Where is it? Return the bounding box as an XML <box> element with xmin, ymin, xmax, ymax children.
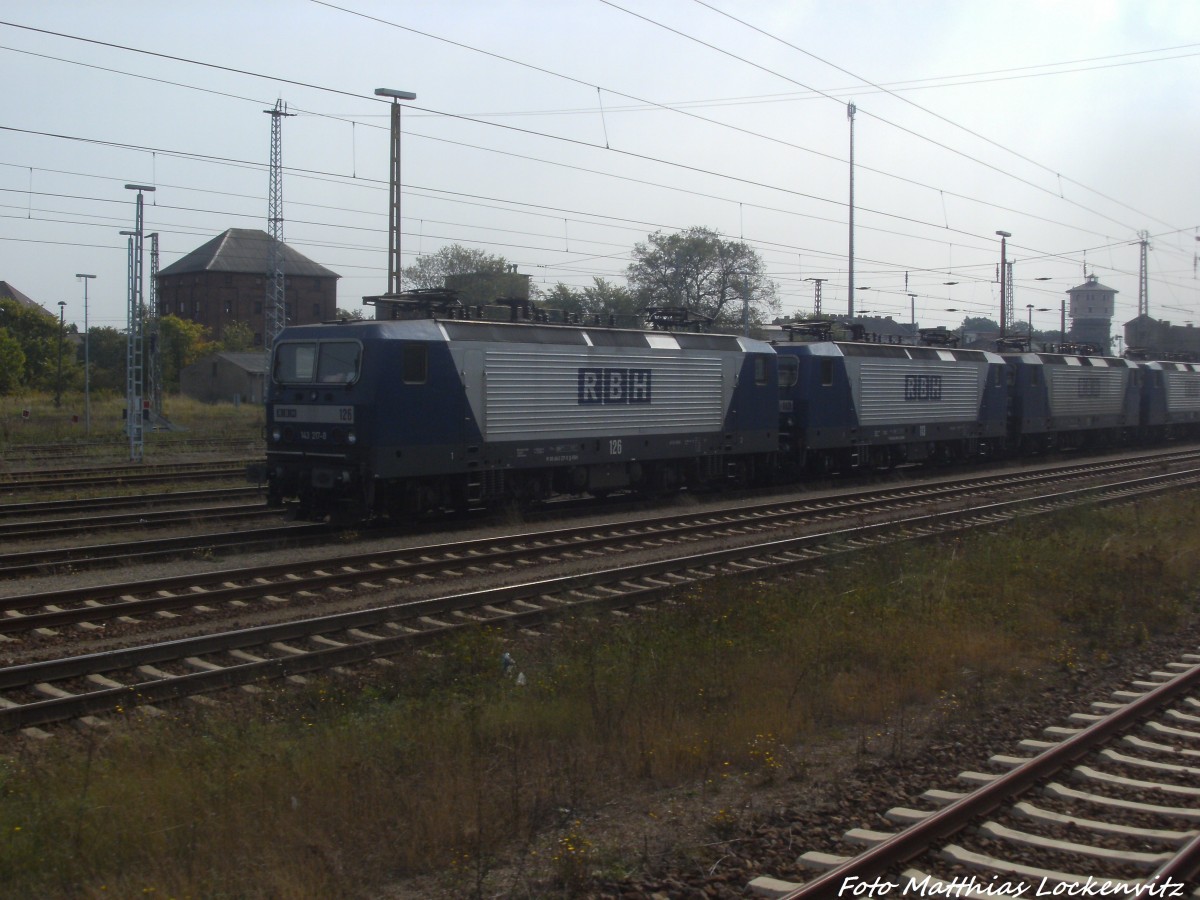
<box><xmin>264</xmin><ymin>100</ymin><xmax>294</xmax><ymax>348</ymax></box>
<box><xmin>1136</xmin><ymin>230</ymin><xmax>1151</xmax><ymax>317</ymax></box>
<box><xmin>124</xmin><ymin>184</ymin><xmax>154</xmax><ymax>463</ymax></box>
<box><xmin>1003</xmin><ymin>260</ymin><xmax>1015</xmax><ymax>337</ymax></box>
<box><xmin>148</xmin><ymin>232</ymin><xmax>162</xmax><ymax>422</ymax></box>
<box><xmin>806</xmin><ymin>277</ymin><xmax>827</xmax><ymax>317</ymax></box>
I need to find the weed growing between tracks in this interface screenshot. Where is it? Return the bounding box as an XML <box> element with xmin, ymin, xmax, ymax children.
<box><xmin>0</xmin><ymin>493</ymin><xmax>1198</xmax><ymax>898</ymax></box>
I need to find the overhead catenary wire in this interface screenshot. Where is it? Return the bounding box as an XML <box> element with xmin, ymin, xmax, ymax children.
<box><xmin>0</xmin><ymin>9</ymin><xmax>1195</xmax><ymax>325</ymax></box>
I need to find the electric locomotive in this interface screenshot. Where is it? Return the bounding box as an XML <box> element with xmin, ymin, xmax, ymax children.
<box><xmin>265</xmin><ymin>315</ymin><xmax>779</xmax><ymax>520</ymax></box>
<box><xmin>773</xmin><ymin>336</ymin><xmax>1009</xmax><ymax>474</ymax></box>
<box><xmin>1138</xmin><ymin>359</ymin><xmax>1200</xmax><ymax>441</ymax></box>
<box><xmin>1003</xmin><ymin>349</ymin><xmax>1141</xmax><ymax>452</ymax></box>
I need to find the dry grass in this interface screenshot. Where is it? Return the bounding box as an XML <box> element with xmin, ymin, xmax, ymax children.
<box><xmin>0</xmin><ymin>493</ymin><xmax>1197</xmax><ymax>897</ymax></box>
<box><xmin>0</xmin><ymin>391</ymin><xmax>262</xmax><ymax>455</ymax></box>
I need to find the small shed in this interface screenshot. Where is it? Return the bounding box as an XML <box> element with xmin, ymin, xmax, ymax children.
<box><xmin>180</xmin><ymin>351</ymin><xmax>268</xmax><ymax>404</ymax></box>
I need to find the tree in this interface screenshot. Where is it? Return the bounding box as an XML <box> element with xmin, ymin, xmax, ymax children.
<box><xmin>336</xmin><ymin>307</ymin><xmax>366</xmax><ymax>321</ymax></box>
<box><xmin>79</xmin><ymin>326</ymin><xmax>126</xmax><ymax>394</ymax></box>
<box><xmin>962</xmin><ymin>316</ymin><xmax>999</xmax><ymax>334</ymax></box>
<box><xmin>626</xmin><ymin>227</ymin><xmax>778</xmax><ymax>329</ymax></box>
<box><xmin>544</xmin><ymin>278</ymin><xmax>640</xmax><ymax>325</ymax></box>
<box><xmin>0</xmin><ymin>297</ymin><xmax>79</xmax><ymax>390</ymax></box>
<box><xmin>158</xmin><ymin>315</ymin><xmax>215</xmax><ymax>391</ymax></box>
<box><xmin>0</xmin><ymin>330</ymin><xmax>25</xmax><ymax>395</ymax></box>
<box><xmin>221</xmin><ymin>321</ymin><xmax>255</xmax><ymax>352</ymax></box>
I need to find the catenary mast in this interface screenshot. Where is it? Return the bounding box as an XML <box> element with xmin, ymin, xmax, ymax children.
<box><xmin>264</xmin><ymin>100</ymin><xmax>294</xmax><ymax>348</ymax></box>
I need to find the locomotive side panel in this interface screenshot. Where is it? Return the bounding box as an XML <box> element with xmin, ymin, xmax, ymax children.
<box><xmin>478</xmin><ymin>349</ymin><xmax>725</xmax><ymax>440</ymax></box>
<box><xmin>1164</xmin><ymin>364</ymin><xmax>1200</xmax><ymax>421</ymax></box>
<box><xmin>1044</xmin><ymin>359</ymin><xmax>1130</xmax><ymax>419</ymax></box>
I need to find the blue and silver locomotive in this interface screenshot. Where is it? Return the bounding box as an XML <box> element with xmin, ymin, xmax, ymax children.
<box><xmin>265</xmin><ymin>315</ymin><xmax>779</xmax><ymax>519</ymax></box>
<box><xmin>774</xmin><ymin>339</ymin><xmax>1009</xmax><ymax>474</ymax></box>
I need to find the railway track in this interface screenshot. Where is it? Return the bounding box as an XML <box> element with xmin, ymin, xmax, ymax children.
<box><xmin>749</xmin><ymin>653</ymin><xmax>1200</xmax><ymax>899</ymax></box>
<box><xmin>0</xmin><ymin>520</ymin><xmax>327</xmax><ymax>578</ymax></box>
<box><xmin>0</xmin><ymin>485</ymin><xmax>264</xmax><ymax>520</ymax></box>
<box><xmin>3</xmin><ymin>449</ymin><xmax>1198</xmax><ymax>626</ymax></box>
<box><xmin>2</xmin><ymin>447</ymin><xmax>1198</xmax><ymax>579</ymax></box>
<box><xmin>0</xmin><ymin>502</ymin><xmax>286</xmax><ymax>544</ymax></box>
<box><xmin>0</xmin><ymin>438</ymin><xmax>260</xmax><ymax>467</ymax></box>
<box><xmin>0</xmin><ymin>458</ymin><xmax>1196</xmax><ymax>735</ymax></box>
<box><xmin>0</xmin><ymin>459</ymin><xmax>260</xmax><ymax>494</ymax></box>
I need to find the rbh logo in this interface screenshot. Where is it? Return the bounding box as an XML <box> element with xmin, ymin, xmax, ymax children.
<box><xmin>904</xmin><ymin>374</ymin><xmax>943</xmax><ymax>401</ymax></box>
<box><xmin>578</xmin><ymin>368</ymin><xmax>652</xmax><ymax>404</ymax></box>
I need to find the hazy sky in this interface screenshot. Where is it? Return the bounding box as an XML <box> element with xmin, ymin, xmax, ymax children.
<box><xmin>2</xmin><ymin>0</ymin><xmax>1198</xmax><ymax>343</ymax></box>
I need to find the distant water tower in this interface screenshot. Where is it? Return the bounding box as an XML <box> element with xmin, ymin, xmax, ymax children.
<box><xmin>1066</xmin><ymin>274</ymin><xmax>1117</xmax><ymax>352</ymax></box>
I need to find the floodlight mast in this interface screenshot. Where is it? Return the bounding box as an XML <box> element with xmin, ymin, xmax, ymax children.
<box><xmin>375</xmin><ymin>87</ymin><xmax>417</xmax><ymax>295</ymax></box>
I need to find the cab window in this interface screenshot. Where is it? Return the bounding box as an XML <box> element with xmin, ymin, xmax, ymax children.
<box><xmin>317</xmin><ymin>342</ymin><xmax>360</xmax><ymax>383</ymax></box>
<box><xmin>778</xmin><ymin>355</ymin><xmax>799</xmax><ymax>389</ymax></box>
<box><xmin>402</xmin><ymin>344</ymin><xmax>427</xmax><ymax>384</ymax></box>
<box><xmin>274</xmin><ymin>340</ymin><xmax>360</xmax><ymax>384</ymax></box>
<box><xmin>821</xmin><ymin>359</ymin><xmax>834</xmax><ymax>386</ymax></box>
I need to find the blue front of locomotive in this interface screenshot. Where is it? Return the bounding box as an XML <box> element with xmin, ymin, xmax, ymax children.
<box><xmin>265</xmin><ymin>319</ymin><xmax>473</xmax><ymax>518</ymax></box>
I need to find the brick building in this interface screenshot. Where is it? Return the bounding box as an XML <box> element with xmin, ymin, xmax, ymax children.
<box><xmin>156</xmin><ymin>229</ymin><xmax>339</xmax><ymax>346</ymax></box>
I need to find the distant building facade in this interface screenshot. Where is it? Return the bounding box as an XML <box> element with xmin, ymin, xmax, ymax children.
<box><xmin>1124</xmin><ymin>314</ymin><xmax>1200</xmax><ymax>360</ymax></box>
<box><xmin>157</xmin><ymin>229</ymin><xmax>339</xmax><ymax>346</ymax></box>
<box><xmin>179</xmin><ymin>351</ymin><xmax>268</xmax><ymax>404</ymax></box>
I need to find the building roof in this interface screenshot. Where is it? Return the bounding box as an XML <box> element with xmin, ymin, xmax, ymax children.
<box><xmin>0</xmin><ymin>281</ymin><xmax>55</xmax><ymax>319</ymax></box>
<box><xmin>159</xmin><ymin>229</ymin><xmax>339</xmax><ymax>279</ymax></box>
<box><xmin>1067</xmin><ymin>274</ymin><xmax>1118</xmax><ymax>295</ymax></box>
<box><xmin>181</xmin><ymin>351</ymin><xmax>269</xmax><ymax>376</ymax></box>
<box><xmin>218</xmin><ymin>351</ymin><xmax>269</xmax><ymax>374</ymax></box>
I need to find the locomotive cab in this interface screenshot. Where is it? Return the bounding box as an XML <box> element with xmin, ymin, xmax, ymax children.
<box><xmin>266</xmin><ymin>333</ymin><xmax>367</xmax><ymax>517</ymax></box>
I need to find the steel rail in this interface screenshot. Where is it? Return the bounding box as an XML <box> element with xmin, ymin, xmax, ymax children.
<box><xmin>775</xmin><ymin>663</ymin><xmax>1200</xmax><ymax>899</ymax></box>
<box><xmin>0</xmin><ymin>486</ymin><xmax>263</xmax><ymax>519</ymax></box>
<box><xmin>0</xmin><ymin>503</ymin><xmax>276</xmax><ymax>541</ymax></box>
<box><xmin>0</xmin><ymin>522</ymin><xmax>328</xmax><ymax>577</ymax></box>
<box><xmin>2</xmin><ymin>462</ymin><xmax>1195</xmax><ymax>633</ymax></box>
<box><xmin>1</xmin><ymin>467</ymin><xmax>1196</xmax><ymax>731</ymax></box>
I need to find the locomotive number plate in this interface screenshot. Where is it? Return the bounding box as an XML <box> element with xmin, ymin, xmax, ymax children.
<box><xmin>274</xmin><ymin>405</ymin><xmax>355</xmax><ymax>424</ymax></box>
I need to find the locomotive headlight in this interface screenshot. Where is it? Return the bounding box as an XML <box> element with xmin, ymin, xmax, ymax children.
<box><xmin>347</xmin><ymin>431</ymin><xmax>357</xmax><ymax>445</ymax></box>
<box><xmin>271</xmin><ymin>427</ymin><xmax>281</xmax><ymax>442</ymax></box>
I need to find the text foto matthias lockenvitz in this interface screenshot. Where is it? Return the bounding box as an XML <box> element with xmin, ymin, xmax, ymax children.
<box><xmin>837</xmin><ymin>874</ymin><xmax>1187</xmax><ymax>898</ymax></box>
